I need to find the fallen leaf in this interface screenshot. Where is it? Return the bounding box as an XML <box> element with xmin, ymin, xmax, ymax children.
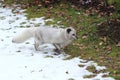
<box><xmin>102</xmin><ymin>74</ymin><xmax>108</xmax><ymax>77</ymax></box>
<box><xmin>116</xmin><ymin>41</ymin><xmax>120</xmax><ymax>47</ymax></box>
<box><xmin>82</xmin><ymin>35</ymin><xmax>88</xmax><ymax>39</ymax></box>
<box><xmin>66</xmin><ymin>71</ymin><xmax>69</xmax><ymax>74</ymax></box>
<box><xmin>101</xmin><ymin>37</ymin><xmax>107</xmax><ymax>42</ymax></box>
<box><xmin>99</xmin><ymin>42</ymin><xmax>103</xmax><ymax>45</ymax></box>
<box><xmin>106</xmin><ymin>45</ymin><xmax>112</xmax><ymax>51</ymax></box>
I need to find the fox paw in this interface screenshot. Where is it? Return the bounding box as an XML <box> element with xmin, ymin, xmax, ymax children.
<box><xmin>53</xmin><ymin>49</ymin><xmax>62</xmax><ymax>55</ymax></box>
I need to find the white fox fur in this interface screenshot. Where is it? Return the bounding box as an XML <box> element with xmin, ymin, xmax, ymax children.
<box><xmin>12</xmin><ymin>27</ymin><xmax>77</xmax><ymax>51</ymax></box>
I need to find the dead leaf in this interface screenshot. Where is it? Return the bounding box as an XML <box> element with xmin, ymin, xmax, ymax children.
<box><xmin>101</xmin><ymin>37</ymin><xmax>107</xmax><ymax>42</ymax></box>
<box><xmin>102</xmin><ymin>74</ymin><xmax>108</xmax><ymax>77</ymax></box>
<box><xmin>96</xmin><ymin>48</ymin><xmax>100</xmax><ymax>52</ymax></box>
<box><xmin>82</xmin><ymin>35</ymin><xmax>88</xmax><ymax>39</ymax></box>
<box><xmin>116</xmin><ymin>41</ymin><xmax>120</xmax><ymax>47</ymax></box>
<box><xmin>99</xmin><ymin>42</ymin><xmax>103</xmax><ymax>45</ymax></box>
<box><xmin>106</xmin><ymin>45</ymin><xmax>112</xmax><ymax>51</ymax></box>
<box><xmin>66</xmin><ymin>71</ymin><xmax>69</xmax><ymax>74</ymax></box>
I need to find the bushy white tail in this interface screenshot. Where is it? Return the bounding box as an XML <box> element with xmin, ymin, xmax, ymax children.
<box><xmin>12</xmin><ymin>28</ymin><xmax>33</xmax><ymax>43</ymax></box>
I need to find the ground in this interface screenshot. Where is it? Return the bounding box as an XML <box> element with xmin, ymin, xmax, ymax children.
<box><xmin>0</xmin><ymin>3</ymin><xmax>115</xmax><ymax>80</ymax></box>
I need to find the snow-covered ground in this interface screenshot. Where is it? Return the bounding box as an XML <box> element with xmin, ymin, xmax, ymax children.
<box><xmin>0</xmin><ymin>3</ymin><xmax>115</xmax><ymax>80</ymax></box>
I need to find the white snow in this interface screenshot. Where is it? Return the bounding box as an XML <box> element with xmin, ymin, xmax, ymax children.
<box><xmin>0</xmin><ymin>3</ymin><xmax>115</xmax><ymax>80</ymax></box>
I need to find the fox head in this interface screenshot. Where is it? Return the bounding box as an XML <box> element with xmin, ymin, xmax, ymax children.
<box><xmin>65</xmin><ymin>27</ymin><xmax>77</xmax><ymax>40</ymax></box>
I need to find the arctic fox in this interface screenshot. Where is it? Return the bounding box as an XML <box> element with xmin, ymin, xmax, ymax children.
<box><xmin>12</xmin><ymin>27</ymin><xmax>77</xmax><ymax>52</ymax></box>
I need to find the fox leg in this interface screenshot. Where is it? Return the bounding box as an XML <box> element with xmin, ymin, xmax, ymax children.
<box><xmin>34</xmin><ymin>40</ymin><xmax>40</xmax><ymax>51</ymax></box>
<box><xmin>53</xmin><ymin>44</ymin><xmax>60</xmax><ymax>50</ymax></box>
<box><xmin>53</xmin><ymin>44</ymin><xmax>62</xmax><ymax>54</ymax></box>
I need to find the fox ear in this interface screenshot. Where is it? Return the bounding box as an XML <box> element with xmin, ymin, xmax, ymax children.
<box><xmin>66</xmin><ymin>28</ymin><xmax>72</xmax><ymax>34</ymax></box>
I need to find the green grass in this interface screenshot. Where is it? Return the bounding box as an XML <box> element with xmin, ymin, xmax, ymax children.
<box><xmin>25</xmin><ymin>6</ymin><xmax>47</xmax><ymax>19</ymax></box>
<box><xmin>25</xmin><ymin>3</ymin><xmax>120</xmax><ymax>80</ymax></box>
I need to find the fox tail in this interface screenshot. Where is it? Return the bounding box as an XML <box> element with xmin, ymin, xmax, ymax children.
<box><xmin>12</xmin><ymin>28</ymin><xmax>34</xmax><ymax>43</ymax></box>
